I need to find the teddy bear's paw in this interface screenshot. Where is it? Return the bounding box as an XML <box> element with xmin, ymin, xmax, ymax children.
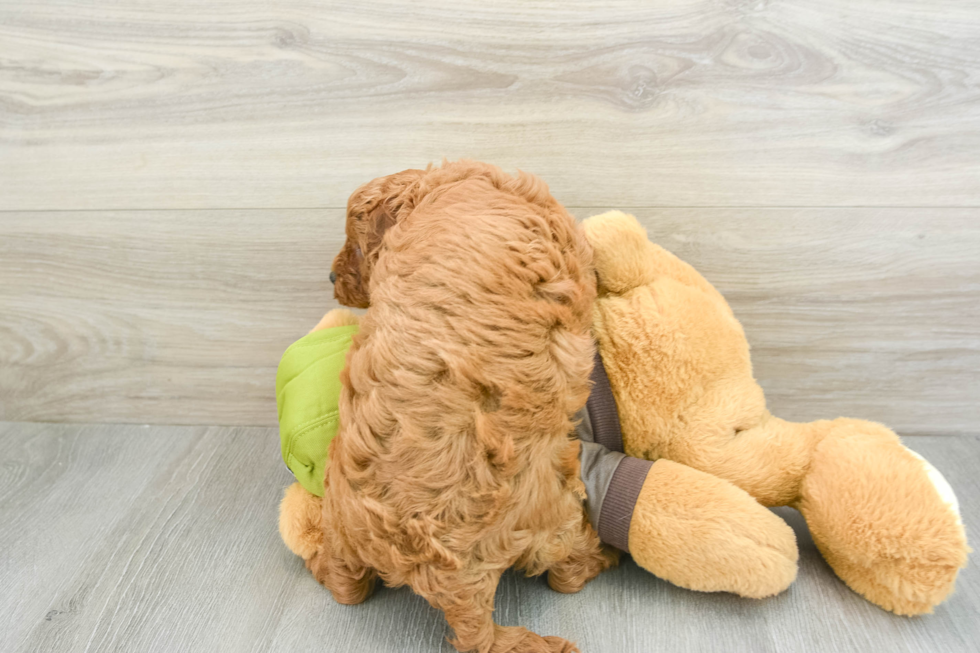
<box><xmin>904</xmin><ymin>447</ymin><xmax>962</xmax><ymax>528</ymax></box>
<box><xmin>628</xmin><ymin>460</ymin><xmax>798</xmax><ymax>599</ymax></box>
<box><xmin>816</xmin><ymin>545</ymin><xmax>966</xmax><ymax>616</ymax></box>
<box><xmin>798</xmin><ymin>420</ymin><xmax>969</xmax><ymax>615</ymax></box>
<box><xmin>279</xmin><ymin>482</ymin><xmax>323</xmax><ymax>560</ymax></box>
<box><xmin>581</xmin><ymin>211</ymin><xmax>657</xmax><ymax>294</ymax></box>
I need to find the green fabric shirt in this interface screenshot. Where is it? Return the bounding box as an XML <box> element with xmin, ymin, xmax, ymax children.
<box><xmin>276</xmin><ymin>324</ymin><xmax>359</xmax><ymax>497</ymax></box>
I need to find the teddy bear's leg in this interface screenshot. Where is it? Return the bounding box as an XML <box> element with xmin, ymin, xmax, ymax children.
<box><xmin>796</xmin><ymin>418</ymin><xmax>968</xmax><ymax>615</ymax></box>
<box><xmin>655</xmin><ymin>415</ymin><xmax>968</xmax><ymax>613</ymax></box>
<box><xmin>628</xmin><ymin>460</ymin><xmax>799</xmax><ymax>598</ymax></box>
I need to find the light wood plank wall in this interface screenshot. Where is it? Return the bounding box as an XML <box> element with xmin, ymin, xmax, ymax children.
<box><xmin>1</xmin><ymin>1</ymin><xmax>978</xmax><ymax>433</ymax></box>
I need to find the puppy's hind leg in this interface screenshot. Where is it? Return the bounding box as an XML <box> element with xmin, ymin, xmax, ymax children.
<box><xmin>547</xmin><ymin>517</ymin><xmax>618</xmax><ymax>594</ymax></box>
<box><xmin>307</xmin><ymin>532</ymin><xmax>378</xmax><ymax>605</ymax></box>
<box><xmin>317</xmin><ymin>556</ymin><xmax>377</xmax><ymax>605</ymax></box>
<box><xmin>546</xmin><ymin>442</ymin><xmax>619</xmax><ymax>594</ymax></box>
<box><xmin>423</xmin><ymin>570</ymin><xmax>578</xmax><ymax>653</ymax></box>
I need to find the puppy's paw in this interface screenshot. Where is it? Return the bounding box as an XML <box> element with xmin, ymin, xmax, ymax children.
<box><xmin>547</xmin><ymin>544</ymin><xmax>618</xmax><ymax>594</ymax></box>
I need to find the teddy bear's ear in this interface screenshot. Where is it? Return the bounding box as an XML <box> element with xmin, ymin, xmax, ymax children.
<box><xmin>581</xmin><ymin>211</ymin><xmax>658</xmax><ymax>294</ymax></box>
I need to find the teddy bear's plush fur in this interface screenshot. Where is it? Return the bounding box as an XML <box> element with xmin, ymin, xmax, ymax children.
<box><xmin>584</xmin><ymin>211</ymin><xmax>969</xmax><ymax>615</ymax></box>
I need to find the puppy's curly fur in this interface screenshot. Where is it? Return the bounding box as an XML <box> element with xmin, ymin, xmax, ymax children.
<box><xmin>314</xmin><ymin>161</ymin><xmax>615</xmax><ymax>653</ymax></box>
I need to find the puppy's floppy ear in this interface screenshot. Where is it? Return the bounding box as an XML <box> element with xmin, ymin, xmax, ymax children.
<box><xmin>361</xmin><ymin>198</ymin><xmax>399</xmax><ymax>261</ymax></box>
<box><xmin>349</xmin><ymin>167</ymin><xmax>426</xmax><ymax>259</ymax></box>
<box><xmin>333</xmin><ymin>168</ymin><xmax>427</xmax><ymax>308</ymax></box>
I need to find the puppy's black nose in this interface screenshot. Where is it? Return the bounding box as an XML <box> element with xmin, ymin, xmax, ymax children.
<box><xmin>329</xmin><ymin>271</ymin><xmax>337</xmax><ymax>284</ymax></box>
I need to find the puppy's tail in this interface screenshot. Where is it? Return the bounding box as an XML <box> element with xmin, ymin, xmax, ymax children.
<box><xmin>279</xmin><ymin>482</ymin><xmax>323</xmax><ymax>561</ymax></box>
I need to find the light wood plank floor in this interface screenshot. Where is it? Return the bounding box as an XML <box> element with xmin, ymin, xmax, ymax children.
<box><xmin>1</xmin><ymin>422</ymin><xmax>976</xmax><ymax>653</ymax></box>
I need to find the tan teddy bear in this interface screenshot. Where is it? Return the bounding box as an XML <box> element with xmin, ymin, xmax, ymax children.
<box><xmin>583</xmin><ymin>210</ymin><xmax>968</xmax><ymax>615</ymax></box>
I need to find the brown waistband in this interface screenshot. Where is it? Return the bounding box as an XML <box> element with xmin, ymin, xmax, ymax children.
<box><xmin>586</xmin><ymin>350</ymin><xmax>624</xmax><ymax>454</ymax></box>
<box><xmin>597</xmin><ymin>456</ymin><xmax>653</xmax><ymax>552</ymax></box>
<box><xmin>584</xmin><ymin>348</ymin><xmax>654</xmax><ymax>552</ymax></box>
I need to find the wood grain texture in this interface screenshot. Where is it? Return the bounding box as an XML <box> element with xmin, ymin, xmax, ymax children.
<box><xmin>2</xmin><ymin>208</ymin><xmax>978</xmax><ymax>432</ymax></box>
<box><xmin>2</xmin><ymin>0</ymin><xmax>979</xmax><ymax>209</ymax></box>
<box><xmin>0</xmin><ymin>422</ymin><xmax>976</xmax><ymax>652</ymax></box>
<box><xmin>0</xmin><ymin>210</ymin><xmax>343</xmax><ymax>426</ymax></box>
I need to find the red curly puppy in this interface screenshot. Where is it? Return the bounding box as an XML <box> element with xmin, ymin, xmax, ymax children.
<box><xmin>313</xmin><ymin>161</ymin><xmax>614</xmax><ymax>653</ymax></box>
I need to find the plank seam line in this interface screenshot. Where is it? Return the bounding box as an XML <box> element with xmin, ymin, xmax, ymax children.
<box><xmin>3</xmin><ymin>205</ymin><xmax>980</xmax><ymax>213</ymax></box>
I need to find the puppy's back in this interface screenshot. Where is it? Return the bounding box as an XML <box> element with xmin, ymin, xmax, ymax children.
<box><xmin>333</xmin><ymin>171</ymin><xmax>595</xmax><ymax>567</ymax></box>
